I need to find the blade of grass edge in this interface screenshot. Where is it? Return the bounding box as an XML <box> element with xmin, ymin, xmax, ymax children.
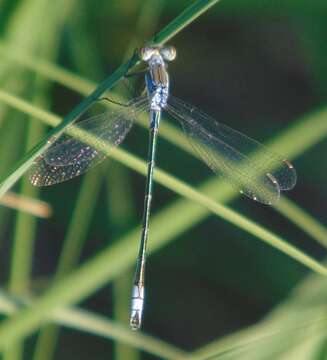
<box><xmin>5</xmin><ymin>119</ymin><xmax>45</xmax><ymax>360</ymax></box>
<box><xmin>0</xmin><ymin>291</ymin><xmax>187</xmax><ymax>360</ymax></box>
<box><xmin>107</xmin><ymin>164</ymin><xmax>138</xmax><ymax>360</ymax></box>
<box><xmin>33</xmin><ymin>168</ymin><xmax>103</xmax><ymax>360</ymax></box>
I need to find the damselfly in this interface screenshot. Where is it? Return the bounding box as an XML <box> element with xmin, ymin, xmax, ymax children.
<box><xmin>30</xmin><ymin>45</ymin><xmax>297</xmax><ymax>330</ymax></box>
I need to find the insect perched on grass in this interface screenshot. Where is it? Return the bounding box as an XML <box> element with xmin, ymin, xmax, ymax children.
<box><xmin>30</xmin><ymin>45</ymin><xmax>297</xmax><ymax>330</ymax></box>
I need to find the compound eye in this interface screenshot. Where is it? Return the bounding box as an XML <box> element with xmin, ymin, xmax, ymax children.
<box><xmin>161</xmin><ymin>46</ymin><xmax>176</xmax><ymax>61</ymax></box>
<box><xmin>139</xmin><ymin>47</ymin><xmax>154</xmax><ymax>61</ymax></box>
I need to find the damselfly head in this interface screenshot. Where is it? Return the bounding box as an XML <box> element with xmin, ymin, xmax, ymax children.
<box><xmin>139</xmin><ymin>45</ymin><xmax>177</xmax><ymax>62</ymax></box>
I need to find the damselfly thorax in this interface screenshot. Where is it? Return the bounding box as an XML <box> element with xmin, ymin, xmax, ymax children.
<box><xmin>141</xmin><ymin>45</ymin><xmax>175</xmax><ymax>112</ymax></box>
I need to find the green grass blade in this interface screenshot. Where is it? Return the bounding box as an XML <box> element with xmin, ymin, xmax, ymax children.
<box><xmin>187</xmin><ymin>261</ymin><xmax>327</xmax><ymax>360</ymax></box>
<box><xmin>186</xmin><ymin>312</ymin><xmax>327</xmax><ymax>360</ymax></box>
<box><xmin>0</xmin><ymin>116</ymin><xmax>26</xmax><ymax>237</ymax></box>
<box><xmin>8</xmin><ymin>120</ymin><xmax>44</xmax><ymax>292</ymax></box>
<box><xmin>0</xmin><ymin>291</ymin><xmax>187</xmax><ymax>360</ymax></box>
<box><xmin>3</xmin><ymin>1</ymin><xmax>68</xmax><ymax>355</ymax></box>
<box><xmin>275</xmin><ymin>198</ymin><xmax>327</xmax><ymax>249</ymax></box>
<box><xmin>107</xmin><ymin>165</ymin><xmax>138</xmax><ymax>359</ymax></box>
<box><xmin>5</xmin><ymin>119</ymin><xmax>44</xmax><ymax>360</ymax></box>
<box><xmin>153</xmin><ymin>0</ymin><xmax>221</xmax><ymax>44</ymax></box>
<box><xmin>55</xmin><ymin>169</ymin><xmax>103</xmax><ymax>278</ymax></box>
<box><xmin>113</xmin><ymin>272</ymin><xmax>138</xmax><ymax>360</ymax></box>
<box><xmin>33</xmin><ymin>325</ymin><xmax>58</xmax><ymax>360</ymax></box>
<box><xmin>0</xmin><ymin>40</ymin><xmax>97</xmax><ymax>97</ymax></box>
<box><xmin>0</xmin><ymin>40</ymin><xmax>98</xmax><ymax>96</ymax></box>
<box><xmin>33</xmin><ymin>168</ymin><xmax>103</xmax><ymax>360</ymax></box>
<box><xmin>54</xmin><ymin>307</ymin><xmax>187</xmax><ymax>360</ymax></box>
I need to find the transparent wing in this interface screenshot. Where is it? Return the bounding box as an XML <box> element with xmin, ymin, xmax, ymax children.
<box><xmin>166</xmin><ymin>96</ymin><xmax>297</xmax><ymax>205</ymax></box>
<box><xmin>30</xmin><ymin>97</ymin><xmax>148</xmax><ymax>186</ymax></box>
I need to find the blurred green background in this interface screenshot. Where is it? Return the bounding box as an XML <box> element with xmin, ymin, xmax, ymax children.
<box><xmin>0</xmin><ymin>0</ymin><xmax>326</xmax><ymax>359</ymax></box>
